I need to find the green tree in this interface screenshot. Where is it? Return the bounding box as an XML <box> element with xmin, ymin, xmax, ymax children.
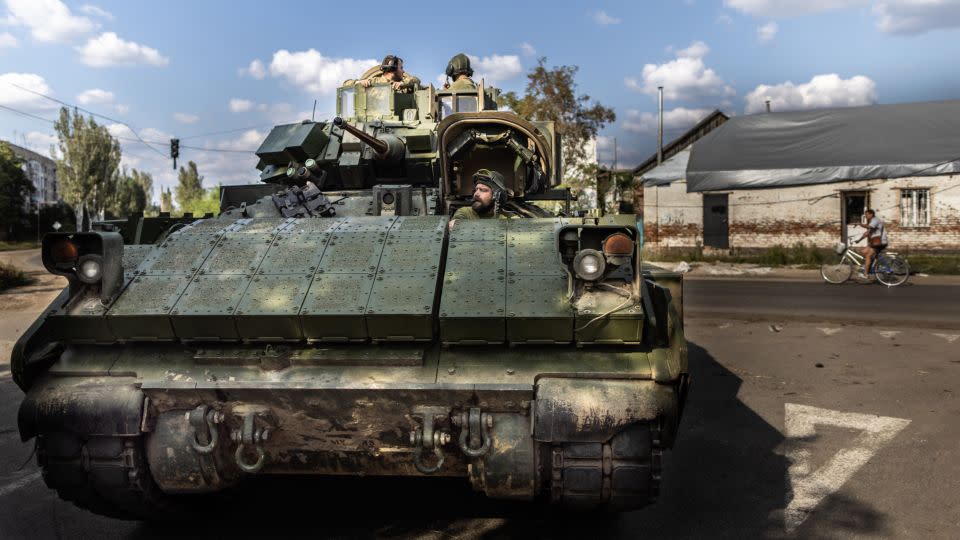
<box><xmin>499</xmin><ymin>58</ymin><xmax>616</xmax><ymax>205</ymax></box>
<box><xmin>159</xmin><ymin>187</ymin><xmax>173</xmax><ymax>213</ymax></box>
<box><xmin>175</xmin><ymin>161</ymin><xmax>204</xmax><ymax>210</ymax></box>
<box><xmin>0</xmin><ymin>142</ymin><xmax>36</xmax><ymax>238</ymax></box>
<box><xmin>54</xmin><ymin>107</ymin><xmax>121</xmax><ymax>230</ymax></box>
<box><xmin>181</xmin><ymin>186</ymin><xmax>221</xmax><ymax>216</ymax></box>
<box><xmin>108</xmin><ymin>168</ymin><xmax>148</xmax><ymax>217</ymax></box>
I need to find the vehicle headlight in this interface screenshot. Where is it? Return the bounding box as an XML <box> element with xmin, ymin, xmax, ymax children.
<box><xmin>573</xmin><ymin>249</ymin><xmax>606</xmax><ymax>281</ymax></box>
<box><xmin>77</xmin><ymin>255</ymin><xmax>103</xmax><ymax>284</ymax></box>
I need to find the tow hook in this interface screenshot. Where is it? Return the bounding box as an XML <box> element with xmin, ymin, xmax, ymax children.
<box><xmin>230</xmin><ymin>412</ymin><xmax>271</xmax><ymax>473</ymax></box>
<box><xmin>453</xmin><ymin>407</ymin><xmax>493</xmax><ymax>458</ymax></box>
<box><xmin>410</xmin><ymin>407</ymin><xmax>451</xmax><ymax>474</ymax></box>
<box><xmin>188</xmin><ymin>405</ymin><xmax>223</xmax><ymax>454</ymax></box>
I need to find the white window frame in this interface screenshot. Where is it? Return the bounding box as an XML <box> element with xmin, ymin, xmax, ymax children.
<box><xmin>899</xmin><ymin>188</ymin><xmax>930</xmax><ymax>227</ymax></box>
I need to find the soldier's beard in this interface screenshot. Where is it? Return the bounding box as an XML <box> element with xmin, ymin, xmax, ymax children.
<box><xmin>471</xmin><ymin>198</ymin><xmax>493</xmax><ymax>213</ymax></box>
<box><xmin>389</xmin><ymin>71</ymin><xmax>402</xmax><ymax>82</ymax></box>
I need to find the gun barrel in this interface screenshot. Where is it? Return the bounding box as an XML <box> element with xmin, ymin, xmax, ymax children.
<box><xmin>333</xmin><ymin>117</ymin><xmax>389</xmax><ymax>155</ymax></box>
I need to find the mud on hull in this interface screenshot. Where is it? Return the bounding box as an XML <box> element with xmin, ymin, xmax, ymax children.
<box><xmin>19</xmin><ymin>344</ymin><xmax>684</xmax><ymax>517</ymax></box>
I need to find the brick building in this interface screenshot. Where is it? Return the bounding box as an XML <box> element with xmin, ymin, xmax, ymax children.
<box><xmin>636</xmin><ymin>101</ymin><xmax>960</xmax><ymax>252</ymax></box>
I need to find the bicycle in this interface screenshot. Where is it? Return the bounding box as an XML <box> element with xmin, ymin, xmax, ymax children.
<box><xmin>820</xmin><ymin>242</ymin><xmax>910</xmax><ymax>286</ymax></box>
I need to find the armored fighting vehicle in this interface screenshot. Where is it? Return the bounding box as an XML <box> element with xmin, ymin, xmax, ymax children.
<box><xmin>12</xmin><ymin>73</ymin><xmax>689</xmax><ymax>518</ymax></box>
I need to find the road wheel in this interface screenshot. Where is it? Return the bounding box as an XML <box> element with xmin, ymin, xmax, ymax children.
<box><xmin>820</xmin><ymin>259</ymin><xmax>853</xmax><ymax>284</ymax></box>
<box><xmin>547</xmin><ymin>423</ymin><xmax>660</xmax><ymax>512</ymax></box>
<box><xmin>38</xmin><ymin>432</ymin><xmax>181</xmax><ymax>520</ymax></box>
<box><xmin>875</xmin><ymin>256</ymin><xmax>910</xmax><ymax>287</ymax></box>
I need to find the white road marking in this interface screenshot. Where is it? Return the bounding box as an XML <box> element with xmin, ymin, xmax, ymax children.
<box><xmin>875</xmin><ymin>330</ymin><xmax>900</xmax><ymax>339</ymax></box>
<box><xmin>0</xmin><ymin>471</ymin><xmax>42</xmax><ymax>497</ymax></box>
<box><xmin>931</xmin><ymin>333</ymin><xmax>960</xmax><ymax>344</ymax></box>
<box><xmin>781</xmin><ymin>404</ymin><xmax>910</xmax><ymax>533</ymax></box>
<box><xmin>817</xmin><ymin>327</ymin><xmax>843</xmax><ymax>336</ymax></box>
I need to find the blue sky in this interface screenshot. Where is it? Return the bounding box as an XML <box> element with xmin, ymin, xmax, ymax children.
<box><xmin>2</xmin><ymin>0</ymin><xmax>960</xmax><ymax>197</ymax></box>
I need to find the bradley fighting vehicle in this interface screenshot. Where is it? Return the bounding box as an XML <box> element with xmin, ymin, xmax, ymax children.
<box><xmin>11</xmin><ymin>76</ymin><xmax>689</xmax><ymax>518</ymax></box>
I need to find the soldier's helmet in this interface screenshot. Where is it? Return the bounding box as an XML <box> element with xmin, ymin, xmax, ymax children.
<box><xmin>381</xmin><ymin>55</ymin><xmax>402</xmax><ymax>73</ymax></box>
<box><xmin>446</xmin><ymin>53</ymin><xmax>474</xmax><ymax>78</ymax></box>
<box><xmin>473</xmin><ymin>169</ymin><xmax>512</xmax><ymax>204</ymax></box>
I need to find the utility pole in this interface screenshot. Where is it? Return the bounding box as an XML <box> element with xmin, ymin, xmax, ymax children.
<box><xmin>657</xmin><ymin>86</ymin><xmax>664</xmax><ymax>166</ymax></box>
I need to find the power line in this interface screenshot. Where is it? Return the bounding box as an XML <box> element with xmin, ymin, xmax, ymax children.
<box><xmin>0</xmin><ymin>104</ymin><xmax>56</xmax><ymax>125</ymax></box>
<box><xmin>179</xmin><ymin>124</ymin><xmax>274</xmax><ymax>141</ymax></box>
<box><xmin>0</xmin><ymin>102</ymin><xmax>259</xmax><ymax>156</ymax></box>
<box><xmin>6</xmin><ymin>81</ymin><xmax>169</xmax><ymax>159</ymax></box>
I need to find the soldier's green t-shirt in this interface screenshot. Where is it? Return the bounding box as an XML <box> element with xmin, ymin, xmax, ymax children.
<box><xmin>451</xmin><ymin>206</ymin><xmax>503</xmax><ymax>219</ymax></box>
<box><xmin>451</xmin><ymin>206</ymin><xmax>506</xmax><ymax>220</ymax></box>
<box><xmin>448</xmin><ymin>77</ymin><xmax>478</xmax><ymax>91</ymax></box>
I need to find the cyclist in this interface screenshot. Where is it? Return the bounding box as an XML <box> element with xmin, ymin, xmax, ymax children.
<box><xmin>855</xmin><ymin>209</ymin><xmax>888</xmax><ymax>279</ymax></box>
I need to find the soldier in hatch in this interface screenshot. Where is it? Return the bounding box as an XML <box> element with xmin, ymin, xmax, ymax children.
<box><xmin>450</xmin><ymin>169</ymin><xmax>511</xmax><ymax>225</ymax></box>
<box><xmin>345</xmin><ymin>55</ymin><xmax>421</xmax><ymax>93</ymax></box>
<box><xmin>444</xmin><ymin>53</ymin><xmax>477</xmax><ymax>91</ymax></box>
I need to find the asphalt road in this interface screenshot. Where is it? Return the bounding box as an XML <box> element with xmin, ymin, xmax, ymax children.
<box><xmin>0</xmin><ymin>261</ymin><xmax>958</xmax><ymax>538</ymax></box>
<box><xmin>684</xmin><ymin>277</ymin><xmax>960</xmax><ymax>328</ymax></box>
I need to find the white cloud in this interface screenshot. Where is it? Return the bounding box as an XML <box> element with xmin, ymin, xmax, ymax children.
<box><xmin>76</xmin><ymin>88</ymin><xmax>114</xmax><ymax>105</ymax></box>
<box><xmin>593</xmin><ymin>10</ymin><xmax>621</xmax><ymax>24</ymax></box>
<box><xmin>623</xmin><ymin>107</ymin><xmax>713</xmax><ymax>134</ymax></box>
<box><xmin>626</xmin><ymin>41</ymin><xmax>734</xmax><ymax>102</ymax></box>
<box><xmin>0</xmin><ymin>32</ymin><xmax>18</xmax><ymax>48</ymax></box>
<box><xmin>215</xmin><ymin>129</ymin><xmax>266</xmax><ymax>152</ymax></box>
<box><xmin>105</xmin><ymin>123</ymin><xmax>133</xmax><ymax>138</ymax></box>
<box><xmin>677</xmin><ymin>41</ymin><xmax>709</xmax><ymax>59</ymax></box>
<box><xmin>268</xmin><ymin>49</ymin><xmax>376</xmax><ymax>95</ymax></box>
<box><xmin>874</xmin><ymin>0</ymin><xmax>960</xmax><ymax>34</ymax></box>
<box><xmin>79</xmin><ymin>4</ymin><xmax>113</xmax><ymax>20</ymax></box>
<box><xmin>744</xmin><ymin>73</ymin><xmax>878</xmax><ymax>113</ymax></box>
<box><xmin>0</xmin><ymin>72</ymin><xmax>56</xmax><ymax>110</ymax></box>
<box><xmin>468</xmin><ymin>54</ymin><xmax>522</xmax><ymax>83</ymax></box>
<box><xmin>520</xmin><ymin>42</ymin><xmax>537</xmax><ymax>56</ymax></box>
<box><xmin>757</xmin><ymin>21</ymin><xmax>779</xmax><ymax>41</ymax></box>
<box><xmin>257</xmin><ymin>102</ymin><xmax>293</xmax><ymax>117</ymax></box>
<box><xmin>25</xmin><ymin>131</ymin><xmax>58</xmax><ymax>155</ymax></box>
<box><xmin>724</xmin><ymin>0</ymin><xmax>866</xmax><ymax>17</ymax></box>
<box><xmin>716</xmin><ymin>13</ymin><xmax>734</xmax><ymax>24</ymax></box>
<box><xmin>78</xmin><ymin>32</ymin><xmax>169</xmax><ymax>67</ymax></box>
<box><xmin>75</xmin><ymin>87</ymin><xmax>127</xmax><ymax>114</ymax></box>
<box><xmin>240</xmin><ymin>58</ymin><xmax>266</xmax><ymax>79</ymax></box>
<box><xmin>174</xmin><ymin>112</ymin><xmax>199</xmax><ymax>124</ymax></box>
<box><xmin>4</xmin><ymin>0</ymin><xmax>95</xmax><ymax>43</ymax></box>
<box><xmin>139</xmin><ymin>127</ymin><xmax>173</xmax><ymax>142</ymax></box>
<box><xmin>229</xmin><ymin>98</ymin><xmax>254</xmax><ymax>112</ymax></box>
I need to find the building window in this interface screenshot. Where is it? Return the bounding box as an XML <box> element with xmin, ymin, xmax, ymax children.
<box><xmin>900</xmin><ymin>189</ymin><xmax>930</xmax><ymax>227</ymax></box>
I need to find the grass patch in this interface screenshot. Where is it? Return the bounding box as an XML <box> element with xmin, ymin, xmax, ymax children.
<box><xmin>0</xmin><ymin>240</ymin><xmax>39</xmax><ymax>251</ymax></box>
<box><xmin>900</xmin><ymin>254</ymin><xmax>960</xmax><ymax>275</ymax></box>
<box><xmin>643</xmin><ymin>243</ymin><xmax>834</xmax><ymax>266</ymax></box>
<box><xmin>0</xmin><ymin>261</ymin><xmax>34</xmax><ymax>291</ymax></box>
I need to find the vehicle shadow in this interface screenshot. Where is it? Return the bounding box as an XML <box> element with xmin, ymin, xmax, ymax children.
<box><xmin>129</xmin><ymin>342</ymin><xmax>890</xmax><ymax>539</ymax></box>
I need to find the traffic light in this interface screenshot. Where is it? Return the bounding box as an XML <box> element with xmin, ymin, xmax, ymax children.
<box><xmin>170</xmin><ymin>138</ymin><xmax>180</xmax><ymax>170</ymax></box>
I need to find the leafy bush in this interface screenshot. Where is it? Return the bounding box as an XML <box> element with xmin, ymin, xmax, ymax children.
<box><xmin>0</xmin><ymin>261</ymin><xmax>33</xmax><ymax>290</ymax></box>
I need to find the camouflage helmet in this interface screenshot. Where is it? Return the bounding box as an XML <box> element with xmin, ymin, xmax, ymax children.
<box><xmin>446</xmin><ymin>53</ymin><xmax>474</xmax><ymax>78</ymax></box>
<box><xmin>473</xmin><ymin>169</ymin><xmax>511</xmax><ymax>201</ymax></box>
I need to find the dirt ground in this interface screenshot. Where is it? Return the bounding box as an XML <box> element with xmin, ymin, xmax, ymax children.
<box><xmin>0</xmin><ymin>250</ymin><xmax>66</xmax><ymax>363</ymax></box>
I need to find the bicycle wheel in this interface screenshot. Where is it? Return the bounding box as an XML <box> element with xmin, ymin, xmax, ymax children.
<box><xmin>820</xmin><ymin>257</ymin><xmax>853</xmax><ymax>284</ymax></box>
<box><xmin>875</xmin><ymin>254</ymin><xmax>910</xmax><ymax>286</ymax></box>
